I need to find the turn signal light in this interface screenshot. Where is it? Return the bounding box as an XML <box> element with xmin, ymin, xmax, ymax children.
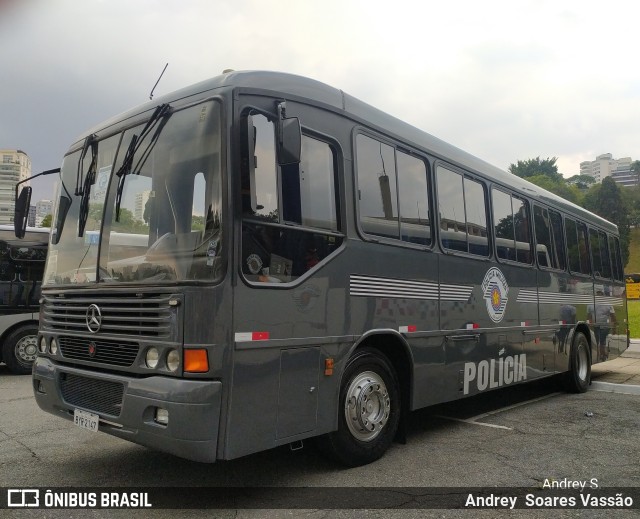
<box><xmin>184</xmin><ymin>349</ymin><xmax>209</xmax><ymax>373</ymax></box>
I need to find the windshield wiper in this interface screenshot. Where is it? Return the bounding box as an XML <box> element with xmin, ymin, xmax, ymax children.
<box><xmin>114</xmin><ymin>103</ymin><xmax>172</xmax><ymax>221</ymax></box>
<box><xmin>77</xmin><ymin>134</ymin><xmax>98</xmax><ymax>237</ymax></box>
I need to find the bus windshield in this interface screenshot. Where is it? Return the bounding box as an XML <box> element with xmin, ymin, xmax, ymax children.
<box><xmin>43</xmin><ymin>100</ymin><xmax>224</xmax><ymax>285</ymax></box>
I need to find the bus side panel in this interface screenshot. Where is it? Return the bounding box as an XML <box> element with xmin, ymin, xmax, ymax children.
<box><xmin>344</xmin><ymin>241</ymin><xmax>442</xmax><ymax>411</ymax></box>
<box><xmin>439</xmin><ymin>255</ymin><xmax>539</xmax><ymax>398</ymax></box>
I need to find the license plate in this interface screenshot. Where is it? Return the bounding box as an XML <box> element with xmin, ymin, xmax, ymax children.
<box><xmin>73</xmin><ymin>409</ymin><xmax>99</xmax><ymax>432</ymax></box>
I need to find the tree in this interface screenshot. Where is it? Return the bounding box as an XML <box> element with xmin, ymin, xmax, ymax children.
<box><xmin>566</xmin><ymin>174</ymin><xmax>596</xmax><ymax>190</ymax></box>
<box><xmin>525</xmin><ymin>174</ymin><xmax>581</xmax><ymax>204</ymax></box>
<box><xmin>583</xmin><ymin>177</ymin><xmax>631</xmax><ymax>266</ymax></box>
<box><xmin>41</xmin><ymin>214</ymin><xmax>52</xmax><ymax>228</ymax></box>
<box><xmin>508</xmin><ymin>156</ymin><xmax>562</xmax><ymax>182</ymax></box>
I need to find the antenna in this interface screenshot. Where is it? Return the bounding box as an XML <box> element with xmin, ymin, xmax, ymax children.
<box><xmin>149</xmin><ymin>63</ymin><xmax>169</xmax><ymax>100</ymax></box>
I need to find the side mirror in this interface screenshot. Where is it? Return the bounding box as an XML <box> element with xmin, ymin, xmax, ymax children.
<box><xmin>14</xmin><ymin>186</ymin><xmax>32</xmax><ymax>238</ymax></box>
<box><xmin>277</xmin><ymin>117</ymin><xmax>302</xmax><ymax>166</ymax></box>
<box><xmin>51</xmin><ymin>196</ymin><xmax>71</xmax><ymax>245</ymax></box>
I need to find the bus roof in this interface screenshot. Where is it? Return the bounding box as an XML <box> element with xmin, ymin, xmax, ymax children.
<box><xmin>71</xmin><ymin>70</ymin><xmax>617</xmax><ymax>234</ymax></box>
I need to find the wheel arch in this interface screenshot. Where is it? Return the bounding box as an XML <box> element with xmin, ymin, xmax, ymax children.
<box><xmin>345</xmin><ymin>329</ymin><xmax>414</xmax><ymax>439</ymax></box>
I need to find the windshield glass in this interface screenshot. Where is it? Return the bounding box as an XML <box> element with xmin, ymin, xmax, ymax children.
<box><xmin>43</xmin><ymin>100</ymin><xmax>224</xmax><ymax>285</ymax></box>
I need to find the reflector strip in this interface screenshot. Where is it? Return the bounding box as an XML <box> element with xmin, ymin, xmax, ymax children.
<box><xmin>399</xmin><ymin>325</ymin><xmax>417</xmax><ymax>333</ymax></box>
<box><xmin>466</xmin><ymin>323</ymin><xmax>480</xmax><ymax>330</ymax></box>
<box><xmin>235</xmin><ymin>332</ymin><xmax>270</xmax><ymax>342</ymax></box>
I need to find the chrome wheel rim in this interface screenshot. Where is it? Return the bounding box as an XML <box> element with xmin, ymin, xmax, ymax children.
<box><xmin>16</xmin><ymin>335</ymin><xmax>38</xmax><ymax>364</ymax></box>
<box><xmin>344</xmin><ymin>370</ymin><xmax>390</xmax><ymax>442</ymax></box>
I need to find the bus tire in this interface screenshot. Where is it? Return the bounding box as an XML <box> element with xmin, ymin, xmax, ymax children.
<box><xmin>564</xmin><ymin>331</ymin><xmax>590</xmax><ymax>393</ymax></box>
<box><xmin>2</xmin><ymin>325</ymin><xmax>39</xmax><ymax>375</ymax></box>
<box><xmin>319</xmin><ymin>347</ymin><xmax>400</xmax><ymax>467</ymax></box>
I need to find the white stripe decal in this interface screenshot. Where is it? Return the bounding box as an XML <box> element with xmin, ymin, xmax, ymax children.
<box><xmin>349</xmin><ymin>275</ymin><xmax>471</xmax><ymax>302</ymax></box>
<box><xmin>516</xmin><ymin>290</ymin><xmax>623</xmax><ymax>306</ymax></box>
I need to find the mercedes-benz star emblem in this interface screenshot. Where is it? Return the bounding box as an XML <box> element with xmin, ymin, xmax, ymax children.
<box><xmin>86</xmin><ymin>304</ymin><xmax>102</xmax><ymax>333</ymax></box>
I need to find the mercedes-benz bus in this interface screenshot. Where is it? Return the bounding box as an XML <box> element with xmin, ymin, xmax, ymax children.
<box><xmin>19</xmin><ymin>71</ymin><xmax>628</xmax><ymax>466</ymax></box>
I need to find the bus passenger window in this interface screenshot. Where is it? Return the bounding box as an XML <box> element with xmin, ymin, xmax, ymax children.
<box><xmin>437</xmin><ymin>166</ymin><xmax>488</xmax><ymax>256</ymax></box>
<box><xmin>609</xmin><ymin>235</ymin><xmax>623</xmax><ymax>281</ymax></box>
<box><xmin>492</xmin><ymin>189</ymin><xmax>531</xmax><ymax>264</ymax></box>
<box><xmin>356</xmin><ymin>135</ymin><xmax>398</xmax><ymax>239</ymax></box>
<box><xmin>397</xmin><ymin>151</ymin><xmax>430</xmax><ymax>245</ymax></box>
<box><xmin>566</xmin><ymin>218</ymin><xmax>590</xmax><ymax>276</ymax></box>
<box><xmin>590</xmin><ymin>229</ymin><xmax>611</xmax><ymax>279</ymax></box>
<box><xmin>533</xmin><ymin>206</ymin><xmax>565</xmax><ymax>270</ymax></box>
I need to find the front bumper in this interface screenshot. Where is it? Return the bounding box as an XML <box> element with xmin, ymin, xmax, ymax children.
<box><xmin>32</xmin><ymin>356</ymin><xmax>222</xmax><ymax>462</ymax></box>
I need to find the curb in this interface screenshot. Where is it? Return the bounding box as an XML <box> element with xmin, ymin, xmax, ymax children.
<box><xmin>590</xmin><ymin>381</ymin><xmax>640</xmax><ymax>396</ymax></box>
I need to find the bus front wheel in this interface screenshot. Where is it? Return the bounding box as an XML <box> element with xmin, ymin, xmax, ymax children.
<box><xmin>319</xmin><ymin>347</ymin><xmax>400</xmax><ymax>467</ymax></box>
<box><xmin>2</xmin><ymin>325</ymin><xmax>39</xmax><ymax>375</ymax></box>
<box><xmin>564</xmin><ymin>331</ymin><xmax>591</xmax><ymax>393</ymax></box>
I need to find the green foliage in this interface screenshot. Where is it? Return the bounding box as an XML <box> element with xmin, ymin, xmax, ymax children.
<box><xmin>508</xmin><ymin>156</ymin><xmax>562</xmax><ymax>181</ymax></box>
<box><xmin>583</xmin><ymin>177</ymin><xmax>630</xmax><ymax>266</ymax></box>
<box><xmin>625</xmin><ymin>228</ymin><xmax>640</xmax><ymax>274</ymax></box>
<box><xmin>41</xmin><ymin>214</ymin><xmax>52</xmax><ymax>227</ymax></box>
<box><xmin>627</xmin><ymin>300</ymin><xmax>640</xmax><ymax>338</ymax></box>
<box><xmin>566</xmin><ymin>174</ymin><xmax>595</xmax><ymax>189</ymax></box>
<box><xmin>525</xmin><ymin>174</ymin><xmax>581</xmax><ymax>204</ymax></box>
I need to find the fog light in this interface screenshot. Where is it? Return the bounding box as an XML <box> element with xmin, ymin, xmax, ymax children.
<box><xmin>39</xmin><ymin>336</ymin><xmax>47</xmax><ymax>353</ymax></box>
<box><xmin>167</xmin><ymin>349</ymin><xmax>180</xmax><ymax>372</ymax></box>
<box><xmin>49</xmin><ymin>337</ymin><xmax>58</xmax><ymax>355</ymax></box>
<box><xmin>146</xmin><ymin>347</ymin><xmax>159</xmax><ymax>369</ymax></box>
<box><xmin>155</xmin><ymin>408</ymin><xmax>169</xmax><ymax>425</ymax></box>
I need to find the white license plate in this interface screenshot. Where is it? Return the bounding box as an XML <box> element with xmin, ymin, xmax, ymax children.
<box><xmin>73</xmin><ymin>409</ymin><xmax>99</xmax><ymax>432</ymax></box>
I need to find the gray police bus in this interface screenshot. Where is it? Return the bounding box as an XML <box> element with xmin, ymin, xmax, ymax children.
<box><xmin>19</xmin><ymin>71</ymin><xmax>627</xmax><ymax>466</ymax></box>
<box><xmin>0</xmin><ymin>225</ymin><xmax>47</xmax><ymax>374</ymax></box>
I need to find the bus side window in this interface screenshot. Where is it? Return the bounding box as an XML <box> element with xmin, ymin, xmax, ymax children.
<box><xmin>534</xmin><ymin>205</ymin><xmax>565</xmax><ymax>270</ymax></box>
<box><xmin>609</xmin><ymin>235</ymin><xmax>623</xmax><ymax>281</ymax></box>
<box><xmin>493</xmin><ymin>188</ymin><xmax>531</xmax><ymax>265</ymax></box>
<box><xmin>437</xmin><ymin>166</ymin><xmax>488</xmax><ymax>256</ymax></box>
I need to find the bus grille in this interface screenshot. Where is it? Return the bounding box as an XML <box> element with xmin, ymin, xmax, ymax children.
<box><xmin>59</xmin><ymin>337</ymin><xmax>139</xmax><ymax>367</ymax></box>
<box><xmin>42</xmin><ymin>292</ymin><xmax>174</xmax><ymax>338</ymax></box>
<box><xmin>60</xmin><ymin>373</ymin><xmax>124</xmax><ymax>417</ymax></box>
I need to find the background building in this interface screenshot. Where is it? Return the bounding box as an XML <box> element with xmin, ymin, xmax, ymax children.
<box><xmin>35</xmin><ymin>199</ymin><xmax>53</xmax><ymax>227</ymax></box>
<box><xmin>134</xmin><ymin>190</ymin><xmax>151</xmax><ymax>222</ymax></box>
<box><xmin>0</xmin><ymin>149</ymin><xmax>31</xmax><ymax>225</ymax></box>
<box><xmin>580</xmin><ymin>153</ymin><xmax>633</xmax><ymax>184</ymax></box>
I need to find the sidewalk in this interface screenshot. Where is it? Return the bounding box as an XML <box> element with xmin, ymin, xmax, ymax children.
<box><xmin>590</xmin><ymin>339</ymin><xmax>640</xmax><ymax>388</ymax></box>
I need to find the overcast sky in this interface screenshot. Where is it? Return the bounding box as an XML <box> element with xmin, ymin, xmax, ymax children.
<box><xmin>2</xmin><ymin>0</ymin><xmax>639</xmax><ymax>204</ymax></box>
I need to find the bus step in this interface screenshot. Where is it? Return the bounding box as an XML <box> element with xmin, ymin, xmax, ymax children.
<box><xmin>289</xmin><ymin>440</ymin><xmax>304</xmax><ymax>452</ymax></box>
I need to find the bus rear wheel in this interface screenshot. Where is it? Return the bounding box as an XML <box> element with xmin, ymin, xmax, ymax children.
<box><xmin>564</xmin><ymin>331</ymin><xmax>591</xmax><ymax>393</ymax></box>
<box><xmin>2</xmin><ymin>325</ymin><xmax>39</xmax><ymax>375</ymax></box>
<box><xmin>319</xmin><ymin>347</ymin><xmax>400</xmax><ymax>467</ymax></box>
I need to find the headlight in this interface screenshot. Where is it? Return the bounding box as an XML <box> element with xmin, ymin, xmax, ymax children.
<box><xmin>39</xmin><ymin>336</ymin><xmax>47</xmax><ymax>353</ymax></box>
<box><xmin>167</xmin><ymin>349</ymin><xmax>180</xmax><ymax>372</ymax></box>
<box><xmin>145</xmin><ymin>347</ymin><xmax>159</xmax><ymax>369</ymax></box>
<box><xmin>49</xmin><ymin>337</ymin><xmax>58</xmax><ymax>355</ymax></box>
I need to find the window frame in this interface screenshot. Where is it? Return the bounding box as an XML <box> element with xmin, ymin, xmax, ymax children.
<box><xmin>565</xmin><ymin>217</ymin><xmax>592</xmax><ymax>277</ymax></box>
<box><xmin>354</xmin><ymin>129</ymin><xmax>433</xmax><ymax>250</ymax></box>
<box><xmin>435</xmin><ymin>162</ymin><xmax>490</xmax><ymax>259</ymax></box>
<box><xmin>239</xmin><ymin>107</ymin><xmax>345</xmax><ymax>287</ymax></box>
<box><xmin>491</xmin><ymin>186</ymin><xmax>533</xmax><ymax>267</ymax></box>
<box><xmin>532</xmin><ymin>203</ymin><xmax>566</xmax><ymax>272</ymax></box>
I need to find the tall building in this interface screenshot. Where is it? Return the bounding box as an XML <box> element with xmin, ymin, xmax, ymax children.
<box><xmin>35</xmin><ymin>199</ymin><xmax>53</xmax><ymax>227</ymax></box>
<box><xmin>0</xmin><ymin>149</ymin><xmax>31</xmax><ymax>224</ymax></box>
<box><xmin>134</xmin><ymin>190</ymin><xmax>151</xmax><ymax>222</ymax></box>
<box><xmin>579</xmin><ymin>153</ymin><xmax>632</xmax><ymax>184</ymax></box>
